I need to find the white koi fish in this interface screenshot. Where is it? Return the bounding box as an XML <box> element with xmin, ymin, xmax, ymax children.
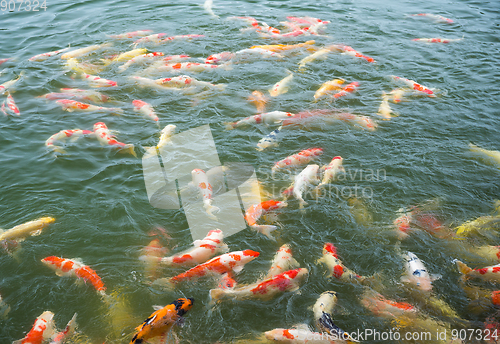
<box><xmin>118</xmin><ymin>52</ymin><xmax>164</xmax><ymax>72</ymax></box>
<box><xmin>49</xmin><ymin>313</ymin><xmax>77</xmax><ymax>344</ymax></box>
<box><xmin>55</xmin><ymin>99</ymin><xmax>123</xmax><ymax>114</ymax></box>
<box><xmin>317</xmin><ymin>243</ymin><xmax>366</xmax><ymax>283</ymax></box>
<box><xmin>298</xmin><ymin>45</ymin><xmax>339</xmax><ymax>70</ymax></box>
<box><xmin>233</xmin><ymin>48</ymin><xmax>284</xmax><ymax>61</ymax></box>
<box><xmin>314</xmin><ymin>79</ymin><xmax>345</xmax><ymax>100</ymax></box>
<box><xmin>203</xmin><ymin>0</ymin><xmax>219</xmax><ymax>18</ymax></box>
<box><xmin>29</xmin><ymin>47</ymin><xmax>70</xmax><ymax>62</ymax></box>
<box><xmin>410</xmin><ymin>13</ymin><xmax>454</xmax><ymax>24</ymax></box>
<box><xmin>132</xmin><ymin>100</ymin><xmax>159</xmax><ymax>123</ymax></box>
<box><xmin>160</xmin><ymin>229</ymin><xmax>228</xmax><ymax>267</ymax></box>
<box><xmin>149</xmin><ymin>61</ymin><xmax>228</xmax><ymax>73</ymax></box>
<box><xmin>93</xmin><ymin>122</ymin><xmax>136</xmax><ymax>157</ymax></box>
<box><xmin>192</xmin><ymin>168</ymin><xmax>219</xmax><ymax>220</ymax></box>
<box><xmin>0</xmin><ymin>72</ymin><xmax>24</xmax><ymax>94</ymax></box>
<box><xmin>314</xmin><ymin>156</ymin><xmax>343</xmax><ymax>195</ymax></box>
<box><xmin>402</xmin><ymin>252</ymin><xmax>440</xmax><ymax>292</ymax></box>
<box><xmin>272</xmin><ymin>148</ymin><xmax>323</xmax><ymax>177</ymax></box>
<box><xmin>107</xmin><ymin>48</ymin><xmax>148</xmax><ymax>63</ymax></box>
<box><xmin>389</xmin><ymin>75</ymin><xmax>436</xmax><ymax>97</ymax></box>
<box><xmin>412</xmin><ymin>37</ymin><xmax>463</xmax><ymax>43</ymax></box>
<box><xmin>153</xmin><ymin>124</ymin><xmax>176</xmax><ymax>151</ymax></box>
<box><xmin>204</xmin><ymin>51</ymin><xmax>235</xmax><ymax>64</ymax></box>
<box><xmin>1</xmin><ymin>92</ymin><xmax>20</xmax><ymax>116</ymax></box>
<box><xmin>45</xmin><ymin>129</ymin><xmax>94</xmax><ymax>154</ymax></box>
<box><xmin>265</xmin><ymin>244</ymin><xmax>300</xmax><ymax>279</ymax></box>
<box><xmin>225</xmin><ymin>111</ymin><xmax>294</xmax><ymax>130</ymax></box>
<box><xmin>265</xmin><ymin>326</ymin><xmax>342</xmax><ymax>343</ymax></box>
<box><xmin>0</xmin><ymin>217</ymin><xmax>55</xmax><ymax>242</ymax></box>
<box><xmin>108</xmin><ymin>30</ymin><xmax>153</xmax><ymax>39</ymax></box>
<box><xmin>293</xmin><ymin>164</ymin><xmax>320</xmax><ymax>208</ymax></box>
<box><xmin>376</xmin><ymin>91</ymin><xmax>395</xmax><ymax>119</ymax></box>
<box><xmin>129</xmin><ymin>76</ymin><xmax>177</xmax><ymax>91</ymax></box>
<box><xmin>65</xmin><ymin>58</ymin><xmax>107</xmax><ymax>75</ymax></box>
<box><xmin>61</xmin><ymin>43</ymin><xmax>112</xmax><ymax>59</ymax></box>
<box><xmin>155</xmin><ymin>75</ymin><xmax>225</xmax><ymax>90</ymax></box>
<box><xmin>80</xmin><ymin>72</ymin><xmax>118</xmax><ymax>87</ymax></box>
<box><xmin>256</xmin><ymin>127</ymin><xmax>282</xmax><ymax>151</ymax></box>
<box><xmin>269</xmin><ymin>71</ymin><xmax>293</xmax><ymax>97</ymax></box>
<box><xmin>210</xmin><ymin>268</ymin><xmax>308</xmax><ymax>303</ymax></box>
<box><xmin>15</xmin><ymin>311</ymin><xmax>56</xmax><ymax>344</ymax></box>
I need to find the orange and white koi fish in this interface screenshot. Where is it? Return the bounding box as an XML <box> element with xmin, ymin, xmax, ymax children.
<box><xmin>15</xmin><ymin>311</ymin><xmax>56</xmax><ymax>344</ymax></box>
<box><xmin>129</xmin><ymin>76</ymin><xmax>175</xmax><ymax>91</ymax></box>
<box><xmin>192</xmin><ymin>168</ymin><xmax>220</xmax><ymax>220</ymax></box>
<box><xmin>51</xmin><ymin>88</ymin><xmax>109</xmax><ymax>102</ymax></box>
<box><xmin>298</xmin><ymin>45</ymin><xmax>339</xmax><ymax>70</ymax></box>
<box><xmin>257</xmin><ymin>127</ymin><xmax>282</xmax><ymax>151</ymax></box>
<box><xmin>49</xmin><ymin>313</ymin><xmax>77</xmax><ymax>344</ymax></box>
<box><xmin>118</xmin><ymin>52</ymin><xmax>164</xmax><ymax>72</ymax></box>
<box><xmin>248</xmin><ymin>90</ymin><xmax>268</xmax><ymax>113</ymax></box>
<box><xmin>204</xmin><ymin>51</ymin><xmax>235</xmax><ymax>64</ymax></box>
<box><xmin>456</xmin><ymin>260</ymin><xmax>500</xmax><ymax>283</ymax></box>
<box><xmin>139</xmin><ymin>239</ymin><xmax>168</xmax><ymax>280</ymax></box>
<box><xmin>269</xmin><ymin>71</ymin><xmax>293</xmax><ymax>97</ymax></box>
<box><xmin>41</xmin><ymin>256</ymin><xmax>106</xmax><ymax>295</ymax></box>
<box><xmin>250</xmin><ymin>40</ymin><xmax>317</xmax><ymax>53</ymax></box>
<box><xmin>272</xmin><ymin>148</ymin><xmax>323</xmax><ymax>176</ymax></box>
<box><xmin>333</xmin><ymin>81</ymin><xmax>359</xmax><ymax>99</ymax></box>
<box><xmin>314</xmin><ymin>79</ymin><xmax>345</xmax><ymax>100</ymax></box>
<box><xmin>108</xmin><ymin>30</ymin><xmax>153</xmax><ymax>39</ymax></box>
<box><xmin>80</xmin><ymin>72</ymin><xmax>117</xmax><ymax>87</ymax></box>
<box><xmin>1</xmin><ymin>92</ymin><xmax>20</xmax><ymax>116</ymax></box>
<box><xmin>265</xmin><ymin>327</ymin><xmax>343</xmax><ymax>343</ymax></box>
<box><xmin>93</xmin><ymin>122</ymin><xmax>136</xmax><ymax>157</ymax></box>
<box><xmin>55</xmin><ymin>99</ymin><xmax>122</xmax><ymax>114</ymax></box>
<box><xmin>376</xmin><ymin>91</ymin><xmax>395</xmax><ymax>119</ymax></box>
<box><xmin>133</xmin><ymin>33</ymin><xmax>168</xmax><ymax>46</ymax></box>
<box><xmin>130</xmin><ymin>298</ymin><xmax>194</xmax><ymax>344</ymax></box>
<box><xmin>132</xmin><ymin>99</ymin><xmax>159</xmax><ymax>122</ymax></box>
<box><xmin>389</xmin><ymin>75</ymin><xmax>435</xmax><ymax>97</ymax></box>
<box><xmin>334</xmin><ymin>44</ymin><xmax>375</xmax><ymax>63</ymax></box>
<box><xmin>410</xmin><ymin>13</ymin><xmax>454</xmax><ymax>24</ymax></box>
<box><xmin>335</xmin><ymin>112</ymin><xmax>377</xmax><ymax>131</ymax></box>
<box><xmin>0</xmin><ymin>72</ymin><xmax>24</xmax><ymax>94</ymax></box>
<box><xmin>257</xmin><ymin>28</ymin><xmax>310</xmax><ymax>39</ymax></box>
<box><xmin>149</xmin><ymin>61</ymin><xmax>228</xmax><ymax>73</ymax></box>
<box><xmin>361</xmin><ymin>288</ymin><xmax>417</xmax><ymax>319</ymax></box>
<box><xmin>287</xmin><ymin>16</ymin><xmax>330</xmax><ymax>27</ymax></box>
<box><xmin>315</xmin><ymin>156</ymin><xmax>343</xmax><ymax>194</ymax></box>
<box><xmin>244</xmin><ymin>200</ymin><xmax>287</xmax><ymax>240</ymax></box>
<box><xmin>218</xmin><ymin>272</ymin><xmax>237</xmax><ymax>290</ymax></box>
<box><xmin>265</xmin><ymin>244</ymin><xmax>300</xmax><ymax>279</ymax></box>
<box><xmin>61</xmin><ymin>43</ymin><xmax>112</xmax><ymax>59</ymax></box>
<box><xmin>210</xmin><ymin>268</ymin><xmax>308</xmax><ymax>303</ymax></box>
<box><xmin>29</xmin><ymin>48</ymin><xmax>70</xmax><ymax>62</ymax></box>
<box><xmin>159</xmin><ymin>34</ymin><xmax>205</xmax><ymax>44</ymax></box>
<box><xmin>225</xmin><ymin>111</ymin><xmax>294</xmax><ymax>130</ymax></box>
<box><xmin>293</xmin><ymin>164</ymin><xmax>320</xmax><ymax>208</ymax></box>
<box><xmin>412</xmin><ymin>37</ymin><xmax>463</xmax><ymax>43</ymax></box>
<box><xmin>388</xmin><ymin>88</ymin><xmax>411</xmax><ymax>103</ymax></box>
<box><xmin>161</xmin><ymin>229</ymin><xmax>228</xmax><ymax>267</ymax></box>
<box><xmin>155</xmin><ymin>75</ymin><xmax>225</xmax><ymax>90</ymax></box>
<box><xmin>45</xmin><ymin>129</ymin><xmax>94</xmax><ymax>154</ymax></box>
<box><xmin>402</xmin><ymin>252</ymin><xmax>440</xmax><ymax>292</ymax></box>
<box><xmin>0</xmin><ymin>217</ymin><xmax>55</xmax><ymax>242</ymax></box>
<box><xmin>318</xmin><ymin>243</ymin><xmax>366</xmax><ymax>283</ymax></box>
<box><xmin>167</xmin><ymin>250</ymin><xmax>260</xmax><ymax>285</ymax></box>
<box><xmin>162</xmin><ymin>54</ymin><xmax>191</xmax><ymax>63</ymax></box>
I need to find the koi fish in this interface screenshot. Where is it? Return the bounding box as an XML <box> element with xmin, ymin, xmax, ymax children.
<box><xmin>0</xmin><ymin>72</ymin><xmax>24</xmax><ymax>94</ymax></box>
<box><xmin>162</xmin><ymin>54</ymin><xmax>191</xmax><ymax>63</ymax></box>
<box><xmin>203</xmin><ymin>0</ymin><xmax>219</xmax><ymax>18</ymax></box>
<box><xmin>454</xmin><ymin>212</ymin><xmax>500</xmax><ymax>238</ymax></box>
<box><xmin>376</xmin><ymin>91</ymin><xmax>395</xmax><ymax>119</ymax></box>
<box><xmin>0</xmin><ymin>294</ymin><xmax>10</xmax><ymax>319</ymax></box>
<box><xmin>388</xmin><ymin>88</ymin><xmax>411</xmax><ymax>103</ymax></box>
<box><xmin>314</xmin><ymin>79</ymin><xmax>345</xmax><ymax>100</ymax></box>
<box><xmin>130</xmin><ymin>298</ymin><xmax>194</xmax><ymax>344</ymax></box>
<box><xmin>108</xmin><ymin>48</ymin><xmax>148</xmax><ymax>63</ymax></box>
<box><xmin>210</xmin><ymin>268</ymin><xmax>308</xmax><ymax>303</ymax></box>
<box><xmin>469</xmin><ymin>143</ymin><xmax>500</xmax><ymax>169</ymax></box>
<box><xmin>233</xmin><ymin>48</ymin><xmax>284</xmax><ymax>61</ymax></box>
<box><xmin>293</xmin><ymin>164</ymin><xmax>320</xmax><ymax>208</ymax></box>
<box><xmin>79</xmin><ymin>72</ymin><xmax>117</xmax><ymax>87</ymax></box>
<box><xmin>204</xmin><ymin>51</ymin><xmax>235</xmax><ymax>65</ymax></box>
<box><xmin>15</xmin><ymin>311</ymin><xmax>55</xmax><ymax>344</ymax></box>
<box><xmin>108</xmin><ymin>30</ymin><xmax>154</xmax><ymax>39</ymax></box>
<box><xmin>401</xmin><ymin>252</ymin><xmax>440</xmax><ymax>292</ymax></box>
<box><xmin>361</xmin><ymin>288</ymin><xmax>417</xmax><ymax>319</ymax></box>
<box><xmin>166</xmin><ymin>250</ymin><xmax>260</xmax><ymax>286</ymax></box>
<box><xmin>1</xmin><ymin>92</ymin><xmax>20</xmax><ymax>116</ymax></box>
<box><xmin>256</xmin><ymin>28</ymin><xmax>309</xmax><ymax>39</ymax></box>
<box><xmin>118</xmin><ymin>52</ymin><xmax>164</xmax><ymax>72</ymax></box>
<box><xmin>152</xmin><ymin>124</ymin><xmax>177</xmax><ymax>151</ymax></box>
<box><xmin>314</xmin><ymin>156</ymin><xmax>343</xmax><ymax>195</ymax></box>
<box><xmin>225</xmin><ymin>111</ymin><xmax>294</xmax><ymax>130</ymax></box>
<box><xmin>139</xmin><ymin>239</ymin><xmax>168</xmax><ymax>280</ymax></box>
<box><xmin>61</xmin><ymin>43</ymin><xmax>112</xmax><ymax>59</ymax></box>
<box><xmin>155</xmin><ymin>75</ymin><xmax>225</xmax><ymax>90</ymax></box>
<box><xmin>298</xmin><ymin>45</ymin><xmax>339</xmax><ymax>70</ymax></box>
<box><xmin>0</xmin><ymin>217</ymin><xmax>55</xmax><ymax>242</ymax></box>
<box><xmin>250</xmin><ymin>40</ymin><xmax>317</xmax><ymax>53</ymax></box>
<box><xmin>0</xmin><ymin>58</ymin><xmax>10</xmax><ymax>66</ymax></box>
<box><xmin>29</xmin><ymin>47</ymin><xmax>70</xmax><ymax>62</ymax></box>
<box><xmin>269</xmin><ymin>71</ymin><xmax>293</xmax><ymax>97</ymax></box>
<box><xmin>159</xmin><ymin>34</ymin><xmax>205</xmax><ymax>44</ymax></box>
<box><xmin>389</xmin><ymin>75</ymin><xmax>435</xmax><ymax>97</ymax></box>
<box><xmin>265</xmin><ymin>244</ymin><xmax>300</xmax><ymax>279</ymax></box>
<box><xmin>49</xmin><ymin>313</ymin><xmax>77</xmax><ymax>344</ymax></box>
<box><xmin>317</xmin><ymin>243</ymin><xmax>367</xmax><ymax>284</ymax></box>
<box><xmin>244</xmin><ymin>200</ymin><xmax>287</xmax><ymax>240</ymax></box>
<box><xmin>264</xmin><ymin>326</ymin><xmax>340</xmax><ymax>343</ymax></box>
<box><xmin>256</xmin><ymin>127</ymin><xmax>282</xmax><ymax>151</ymax></box>
<box><xmin>347</xmin><ymin>197</ymin><xmax>373</xmax><ymax>227</ymax></box>
<box><xmin>272</xmin><ymin>148</ymin><xmax>323</xmax><ymax>177</ymax></box>
<box><xmin>412</xmin><ymin>37</ymin><xmax>463</xmax><ymax>43</ymax></box>
<box><xmin>93</xmin><ymin>122</ymin><xmax>136</xmax><ymax>157</ymax></box>
<box><xmin>455</xmin><ymin>260</ymin><xmax>500</xmax><ymax>283</ymax></box>
<box><xmin>286</xmin><ymin>16</ymin><xmax>330</xmax><ymax>27</ymax></box>
<box><xmin>129</xmin><ymin>76</ymin><xmax>176</xmax><ymax>91</ymax></box>
<box><xmin>65</xmin><ymin>58</ymin><xmax>107</xmax><ymax>75</ymax></box>
<box><xmin>334</xmin><ymin>44</ymin><xmax>375</xmax><ymax>63</ymax></box>
<box><xmin>39</xmin><ymin>89</ymin><xmax>110</xmax><ymax>103</ymax></box>
<box><xmin>218</xmin><ymin>272</ymin><xmax>237</xmax><ymax>290</ymax></box>
<box><xmin>148</xmin><ymin>61</ymin><xmax>227</xmax><ymax>73</ymax></box>
<box><xmin>334</xmin><ymin>112</ymin><xmax>377</xmax><ymax>131</ymax></box>
<box><xmin>132</xmin><ymin>99</ymin><xmax>159</xmax><ymax>123</ymax></box>
<box><xmin>160</xmin><ymin>229</ymin><xmax>228</xmax><ymax>267</ymax></box>
<box><xmin>133</xmin><ymin>33</ymin><xmax>168</xmax><ymax>46</ymax></box>
<box><xmin>333</xmin><ymin>81</ymin><xmax>359</xmax><ymax>99</ymax></box>
<box><xmin>313</xmin><ymin>291</ymin><xmax>356</xmax><ymax>342</ymax></box>
<box><xmin>460</xmin><ymin>282</ymin><xmax>500</xmax><ymax>315</ymax></box>
<box><xmin>192</xmin><ymin>168</ymin><xmax>220</xmax><ymax>220</ymax></box>
<box><xmin>41</xmin><ymin>256</ymin><xmax>106</xmax><ymax>295</ymax></box>
<box><xmin>55</xmin><ymin>99</ymin><xmax>123</xmax><ymax>114</ymax></box>
<box><xmin>45</xmin><ymin>129</ymin><xmax>94</xmax><ymax>154</ymax></box>
<box><xmin>410</xmin><ymin>13</ymin><xmax>454</xmax><ymax>24</ymax></box>
<box><xmin>248</xmin><ymin>90</ymin><xmax>268</xmax><ymax>113</ymax></box>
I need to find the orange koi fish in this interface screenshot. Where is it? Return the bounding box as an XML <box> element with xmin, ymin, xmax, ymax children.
<box><xmin>139</xmin><ymin>239</ymin><xmax>168</xmax><ymax>280</ymax></box>
<box><xmin>314</xmin><ymin>79</ymin><xmax>345</xmax><ymax>100</ymax></box>
<box><xmin>130</xmin><ymin>298</ymin><xmax>194</xmax><ymax>344</ymax></box>
<box><xmin>271</xmin><ymin>148</ymin><xmax>323</xmax><ymax>176</ymax></box>
<box><xmin>317</xmin><ymin>243</ymin><xmax>366</xmax><ymax>283</ymax></box>
<box><xmin>132</xmin><ymin>100</ymin><xmax>159</xmax><ymax>123</ymax></box>
<box><xmin>244</xmin><ymin>200</ymin><xmax>287</xmax><ymax>240</ymax></box>
<box><xmin>93</xmin><ymin>122</ymin><xmax>136</xmax><ymax>157</ymax></box>
<box><xmin>41</xmin><ymin>256</ymin><xmax>106</xmax><ymax>296</ymax></box>
<box><xmin>361</xmin><ymin>288</ymin><xmax>417</xmax><ymax>319</ymax></box>
<box><xmin>248</xmin><ymin>90</ymin><xmax>268</xmax><ymax>113</ymax></box>
<box><xmin>333</xmin><ymin>81</ymin><xmax>359</xmax><ymax>99</ymax></box>
<box><xmin>15</xmin><ymin>311</ymin><xmax>55</xmax><ymax>344</ymax></box>
<box><xmin>335</xmin><ymin>44</ymin><xmax>375</xmax><ymax>63</ymax></box>
<box><xmin>55</xmin><ymin>99</ymin><xmax>123</xmax><ymax>114</ymax></box>
<box><xmin>45</xmin><ymin>129</ymin><xmax>94</xmax><ymax>154</ymax></box>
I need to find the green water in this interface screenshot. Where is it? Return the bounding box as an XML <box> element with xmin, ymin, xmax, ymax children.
<box><xmin>1</xmin><ymin>0</ymin><xmax>500</xmax><ymax>343</ymax></box>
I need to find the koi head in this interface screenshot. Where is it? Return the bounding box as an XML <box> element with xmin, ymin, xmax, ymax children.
<box><xmin>171</xmin><ymin>297</ymin><xmax>194</xmax><ymax>317</ymax></box>
<box><xmin>323</xmin><ymin>243</ymin><xmax>338</xmax><ymax>258</ymax></box>
<box><xmin>93</xmin><ymin>122</ymin><xmax>108</xmax><ymax>131</ymax></box>
<box><xmin>242</xmin><ymin>249</ymin><xmax>260</xmax><ymax>258</ymax></box>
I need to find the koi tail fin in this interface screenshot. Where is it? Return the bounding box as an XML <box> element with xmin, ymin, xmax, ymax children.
<box><xmin>209</xmin><ymin>288</ymin><xmax>226</xmax><ymax>306</ymax></box>
<box><xmin>119</xmin><ymin>144</ymin><xmax>137</xmax><ymax>157</ymax></box>
<box><xmin>298</xmin><ymin>199</ymin><xmax>308</xmax><ymax>210</ymax></box>
<box><xmin>250</xmin><ymin>225</ymin><xmax>277</xmax><ymax>241</ymax></box>
<box><xmin>205</xmin><ymin>204</ymin><xmax>220</xmax><ymax>221</ymax></box>
<box><xmin>224</xmin><ymin>122</ymin><xmax>236</xmax><ymax>130</ymax></box>
<box><xmin>454</xmin><ymin>259</ymin><xmax>473</xmax><ymax>277</ymax></box>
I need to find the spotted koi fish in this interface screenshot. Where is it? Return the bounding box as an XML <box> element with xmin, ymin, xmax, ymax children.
<box><xmin>456</xmin><ymin>260</ymin><xmax>500</xmax><ymax>283</ymax></box>
<box><xmin>333</xmin><ymin>81</ymin><xmax>360</xmax><ymax>99</ymax></box>
<box><xmin>271</xmin><ymin>148</ymin><xmax>323</xmax><ymax>177</ymax></box>
<box><xmin>108</xmin><ymin>30</ymin><xmax>153</xmax><ymax>39</ymax></box>
<box><xmin>335</xmin><ymin>44</ymin><xmax>375</xmax><ymax>63</ymax></box>
<box><xmin>93</xmin><ymin>122</ymin><xmax>136</xmax><ymax>157</ymax></box>
<box><xmin>15</xmin><ymin>311</ymin><xmax>55</xmax><ymax>344</ymax></box>
<box><xmin>244</xmin><ymin>200</ymin><xmax>287</xmax><ymax>240</ymax></box>
<box><xmin>80</xmin><ymin>72</ymin><xmax>117</xmax><ymax>88</ymax></box>
<box><xmin>317</xmin><ymin>243</ymin><xmax>366</xmax><ymax>283</ymax></box>
<box><xmin>49</xmin><ymin>313</ymin><xmax>77</xmax><ymax>344</ymax></box>
<box><xmin>410</xmin><ymin>13</ymin><xmax>454</xmax><ymax>24</ymax></box>
<box><xmin>265</xmin><ymin>244</ymin><xmax>300</xmax><ymax>279</ymax></box>
<box><xmin>0</xmin><ymin>72</ymin><xmax>24</xmax><ymax>94</ymax></box>
<box><xmin>39</xmin><ymin>88</ymin><xmax>110</xmax><ymax>103</ymax></box>
<box><xmin>389</xmin><ymin>75</ymin><xmax>435</xmax><ymax>97</ymax></box>
<box><xmin>29</xmin><ymin>47</ymin><xmax>70</xmax><ymax>62</ymax></box>
<box><xmin>225</xmin><ymin>111</ymin><xmax>294</xmax><ymax>130</ymax></box>
<box><xmin>55</xmin><ymin>99</ymin><xmax>123</xmax><ymax>114</ymax></box>
<box><xmin>132</xmin><ymin>99</ymin><xmax>159</xmax><ymax>123</ymax></box>
<box><xmin>1</xmin><ymin>92</ymin><xmax>20</xmax><ymax>116</ymax></box>
<box><xmin>257</xmin><ymin>127</ymin><xmax>282</xmax><ymax>151</ymax></box>
<box><xmin>314</xmin><ymin>79</ymin><xmax>345</xmax><ymax>100</ymax></box>
<box><xmin>412</xmin><ymin>37</ymin><xmax>463</xmax><ymax>43</ymax></box>
<box><xmin>269</xmin><ymin>71</ymin><xmax>293</xmax><ymax>97</ymax></box>
<box><xmin>45</xmin><ymin>129</ymin><xmax>94</xmax><ymax>154</ymax></box>
<box><xmin>118</xmin><ymin>52</ymin><xmax>165</xmax><ymax>72</ymax></box>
